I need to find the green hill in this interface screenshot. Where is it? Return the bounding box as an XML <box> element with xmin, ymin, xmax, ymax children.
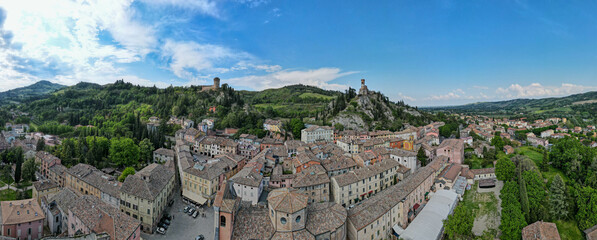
<box><xmin>0</xmin><ymin>80</ymin><xmax>66</xmax><ymax>105</ymax></box>
<box><xmin>427</xmin><ymin>91</ymin><xmax>597</xmax><ymax>125</ymax></box>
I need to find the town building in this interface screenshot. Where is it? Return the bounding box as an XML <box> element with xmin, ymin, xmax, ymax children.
<box><xmin>32</xmin><ymin>180</ymin><xmax>59</xmax><ymax>204</ymax></box>
<box><xmin>522</xmin><ymin>221</ymin><xmax>561</xmax><ymax>240</ymax></box>
<box><xmin>214</xmin><ymin>187</ymin><xmax>348</xmax><ymax>240</ymax></box>
<box><xmin>152</xmin><ymin>148</ymin><xmax>174</xmax><ymax>163</ymax></box>
<box><xmin>345</xmin><ymin>166</ymin><xmax>435</xmax><ymax>240</ymax></box>
<box><xmin>436</xmin><ymin>139</ymin><xmax>464</xmax><ymax>164</ymax></box>
<box><xmin>68</xmin><ymin>195</ymin><xmax>141</xmax><ymax>240</ymax></box>
<box><xmin>395</xmin><ymin>190</ymin><xmax>458</xmax><ymax>240</ymax></box>
<box><xmin>330</xmin><ymin>159</ymin><xmax>402</xmax><ymax>207</ymax></box>
<box><xmin>263</xmin><ymin>119</ymin><xmax>282</xmax><ymax>133</ymax></box>
<box><xmin>119</xmin><ymin>164</ymin><xmax>175</xmax><ymax>233</ymax></box>
<box><xmin>194</xmin><ymin>136</ymin><xmax>239</xmax><ymax>157</ymax></box>
<box><xmin>301</xmin><ymin>125</ymin><xmax>334</xmax><ymax>143</ymax></box>
<box><xmin>292</xmin><ymin>165</ymin><xmax>331</xmax><ymax>203</ymax></box>
<box><xmin>65</xmin><ymin>163</ymin><xmax>121</xmax><ymax>207</ymax></box>
<box><xmin>1</xmin><ymin>199</ymin><xmax>45</xmax><ymax>240</ymax></box>
<box><xmin>229</xmin><ymin>161</ymin><xmax>264</xmax><ymax>205</ymax></box>
<box><xmin>40</xmin><ymin>188</ymin><xmax>79</xmax><ymax>235</ymax></box>
<box><xmin>35</xmin><ymin>151</ymin><xmax>61</xmax><ymax>179</ymax></box>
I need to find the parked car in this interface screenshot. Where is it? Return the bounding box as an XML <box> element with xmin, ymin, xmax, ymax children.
<box><xmin>192</xmin><ymin>211</ymin><xmax>198</xmax><ymax>218</ymax></box>
<box><xmin>156</xmin><ymin>227</ymin><xmax>166</xmax><ymax>235</ymax></box>
<box><xmin>195</xmin><ymin>235</ymin><xmax>205</xmax><ymax>240</ymax></box>
<box><xmin>183</xmin><ymin>206</ymin><xmax>190</xmax><ymax>213</ymax></box>
<box><xmin>161</xmin><ymin>219</ymin><xmax>171</xmax><ymax>225</ymax></box>
<box><xmin>189</xmin><ymin>208</ymin><xmax>196</xmax><ymax>216</ymax></box>
<box><xmin>159</xmin><ymin>222</ymin><xmax>169</xmax><ymax>230</ymax></box>
<box><xmin>163</xmin><ymin>213</ymin><xmax>172</xmax><ymax>221</ymax></box>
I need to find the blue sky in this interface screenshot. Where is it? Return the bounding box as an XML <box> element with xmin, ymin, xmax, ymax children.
<box><xmin>0</xmin><ymin>0</ymin><xmax>596</xmax><ymax>106</ymax></box>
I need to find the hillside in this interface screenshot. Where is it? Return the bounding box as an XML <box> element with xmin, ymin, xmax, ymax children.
<box><xmin>0</xmin><ymin>80</ymin><xmax>432</xmax><ymax>136</ymax></box>
<box><xmin>0</xmin><ymin>80</ymin><xmax>66</xmax><ymax>105</ymax></box>
<box><xmin>428</xmin><ymin>91</ymin><xmax>597</xmax><ymax>124</ymax></box>
<box><xmin>329</xmin><ymin>85</ymin><xmax>431</xmax><ymax>131</ymax></box>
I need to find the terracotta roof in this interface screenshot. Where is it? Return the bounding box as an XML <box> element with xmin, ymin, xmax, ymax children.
<box><xmin>69</xmin><ymin>195</ymin><xmax>140</xmax><ymax>240</ymax></box>
<box><xmin>32</xmin><ymin>179</ymin><xmax>59</xmax><ymax>192</ymax></box>
<box><xmin>1</xmin><ymin>199</ymin><xmax>45</xmax><ymax>225</ymax></box>
<box><xmin>347</xmin><ymin>166</ymin><xmax>435</xmax><ymax>231</ymax></box>
<box><xmin>470</xmin><ymin>168</ymin><xmax>495</xmax><ymax>175</ymax></box>
<box><xmin>120</xmin><ymin>163</ymin><xmax>174</xmax><ymax>200</ymax></box>
<box><xmin>332</xmin><ymin>158</ymin><xmax>400</xmax><ymax>187</ymax></box>
<box><xmin>439</xmin><ymin>164</ymin><xmax>462</xmax><ymax>182</ymax></box>
<box><xmin>267</xmin><ymin>188</ymin><xmax>309</xmax><ymax>214</ymax></box>
<box><xmin>522</xmin><ymin>221</ymin><xmax>561</xmax><ymax>240</ymax></box>
<box><xmin>271</xmin><ymin>229</ymin><xmax>315</xmax><ymax>240</ymax></box>
<box><xmin>67</xmin><ymin>164</ymin><xmax>121</xmax><ymax>197</ymax></box>
<box><xmin>48</xmin><ymin>188</ymin><xmax>80</xmax><ymax>213</ymax></box>
<box><xmin>321</xmin><ymin>155</ymin><xmax>357</xmax><ymax>172</ymax></box>
<box><xmin>153</xmin><ymin>148</ymin><xmax>174</xmax><ymax>157</ymax></box>
<box><xmin>232</xmin><ymin>202</ymin><xmax>275</xmax><ymax>240</ymax></box>
<box><xmin>293</xmin><ymin>165</ymin><xmax>330</xmax><ymax>188</ymax></box>
<box><xmin>305</xmin><ymin>202</ymin><xmax>347</xmax><ymax>236</ymax></box>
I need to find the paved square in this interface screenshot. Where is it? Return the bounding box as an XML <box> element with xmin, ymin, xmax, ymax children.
<box><xmin>141</xmin><ymin>193</ymin><xmax>214</xmax><ymax>240</ymax></box>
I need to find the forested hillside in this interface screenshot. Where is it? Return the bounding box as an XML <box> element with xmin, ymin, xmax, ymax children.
<box><xmin>0</xmin><ymin>80</ymin><xmax>65</xmax><ymax>105</ymax></box>
<box><xmin>427</xmin><ymin>91</ymin><xmax>597</xmax><ymax>125</ymax></box>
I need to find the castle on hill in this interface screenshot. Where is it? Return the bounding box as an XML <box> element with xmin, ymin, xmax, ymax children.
<box><xmin>199</xmin><ymin>77</ymin><xmax>221</xmax><ymax>91</ymax></box>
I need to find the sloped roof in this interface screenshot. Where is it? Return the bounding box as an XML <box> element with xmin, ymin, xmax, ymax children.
<box><xmin>120</xmin><ymin>163</ymin><xmax>174</xmax><ymax>200</ymax></box>
<box><xmin>267</xmin><ymin>188</ymin><xmax>309</xmax><ymax>214</ymax></box>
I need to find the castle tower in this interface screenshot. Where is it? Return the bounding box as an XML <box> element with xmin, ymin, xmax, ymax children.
<box><xmin>214</xmin><ymin>77</ymin><xmax>221</xmax><ymax>89</ymax></box>
<box><xmin>359</xmin><ymin>78</ymin><xmax>369</xmax><ymax>95</ymax></box>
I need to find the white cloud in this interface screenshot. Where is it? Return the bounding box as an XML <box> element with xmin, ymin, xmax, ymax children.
<box><xmin>496</xmin><ymin>83</ymin><xmax>597</xmax><ymax>98</ymax></box>
<box><xmin>227</xmin><ymin>68</ymin><xmax>357</xmax><ymax>91</ymax></box>
<box><xmin>0</xmin><ymin>0</ymin><xmax>157</xmax><ymax>89</ymax></box>
<box><xmin>397</xmin><ymin>92</ymin><xmax>416</xmax><ymax>102</ymax></box>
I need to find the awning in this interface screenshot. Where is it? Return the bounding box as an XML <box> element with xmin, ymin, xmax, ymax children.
<box><xmin>183</xmin><ymin>190</ymin><xmax>208</xmax><ymax>205</ymax></box>
<box><xmin>392</xmin><ymin>224</ymin><xmax>405</xmax><ymax>236</ymax></box>
<box><xmin>413</xmin><ymin>203</ymin><xmax>420</xmax><ymax>211</ymax></box>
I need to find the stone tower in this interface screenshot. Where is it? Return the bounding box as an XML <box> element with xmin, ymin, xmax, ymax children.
<box><xmin>359</xmin><ymin>78</ymin><xmax>369</xmax><ymax>95</ymax></box>
<box><xmin>214</xmin><ymin>77</ymin><xmax>221</xmax><ymax>89</ymax></box>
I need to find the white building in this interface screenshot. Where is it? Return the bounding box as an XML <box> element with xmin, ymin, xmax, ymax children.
<box><xmin>301</xmin><ymin>125</ymin><xmax>333</xmax><ymax>143</ymax></box>
<box><xmin>229</xmin><ymin>164</ymin><xmax>264</xmax><ymax>205</ymax></box>
<box><xmin>388</xmin><ymin>148</ymin><xmax>418</xmax><ymax>173</ymax></box>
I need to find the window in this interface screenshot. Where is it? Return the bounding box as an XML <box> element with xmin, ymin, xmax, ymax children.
<box><xmin>147</xmin><ymin>209</ymin><xmax>150</xmax><ymax>214</ymax></box>
<box><xmin>7</xmin><ymin>229</ymin><xmax>10</xmax><ymax>235</ymax></box>
<box><xmin>220</xmin><ymin>216</ymin><xmax>226</xmax><ymax>227</ymax></box>
<box><xmin>280</xmin><ymin>217</ymin><xmax>287</xmax><ymax>224</ymax></box>
<box><xmin>295</xmin><ymin>215</ymin><xmax>301</xmax><ymax>223</ymax></box>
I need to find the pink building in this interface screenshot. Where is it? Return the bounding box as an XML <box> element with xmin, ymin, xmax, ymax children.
<box><xmin>68</xmin><ymin>195</ymin><xmax>141</xmax><ymax>240</ymax></box>
<box><xmin>436</xmin><ymin>139</ymin><xmax>465</xmax><ymax>164</ymax></box>
<box><xmin>1</xmin><ymin>199</ymin><xmax>45</xmax><ymax>240</ymax></box>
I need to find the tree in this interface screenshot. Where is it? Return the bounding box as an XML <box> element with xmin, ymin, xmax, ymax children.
<box><xmin>36</xmin><ymin>139</ymin><xmax>45</xmax><ymax>151</ymax></box>
<box><xmin>21</xmin><ymin>159</ymin><xmax>38</xmax><ymax>182</ymax></box>
<box><xmin>523</xmin><ymin>170</ymin><xmax>547</xmax><ymax>223</ymax></box>
<box><xmin>500</xmin><ymin>181</ymin><xmax>528</xmax><ymax>240</ymax></box>
<box><xmin>334</xmin><ymin>123</ymin><xmax>344</xmax><ymax>131</ymax></box>
<box><xmin>417</xmin><ymin>147</ymin><xmax>428</xmax><ymax>166</ymax></box>
<box><xmin>520</xmin><ymin>177</ymin><xmax>530</xmax><ymax>222</ymax></box>
<box><xmin>443</xmin><ymin>204</ymin><xmax>474</xmax><ymax>239</ymax></box>
<box><xmin>287</xmin><ymin>118</ymin><xmax>305</xmax><ymax>139</ymax></box>
<box><xmin>549</xmin><ymin>175</ymin><xmax>568</xmax><ymax>220</ymax></box>
<box><xmin>575</xmin><ymin>186</ymin><xmax>597</xmax><ymax>230</ymax></box>
<box><xmin>109</xmin><ymin>138</ymin><xmax>140</xmax><ymax>167</ymax></box>
<box><xmin>118</xmin><ymin>167</ymin><xmax>136</xmax><ymax>182</ymax></box>
<box><xmin>496</xmin><ymin>158</ymin><xmax>516</xmax><ymax>181</ymax></box>
<box><xmin>13</xmin><ymin>147</ymin><xmax>24</xmax><ymax>184</ymax></box>
<box><xmin>139</xmin><ymin>138</ymin><xmax>154</xmax><ymax>164</ymax></box>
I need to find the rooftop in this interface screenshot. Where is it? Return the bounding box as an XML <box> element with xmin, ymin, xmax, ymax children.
<box><xmin>267</xmin><ymin>188</ymin><xmax>309</xmax><ymax>214</ymax></box>
<box><xmin>1</xmin><ymin>199</ymin><xmax>45</xmax><ymax>225</ymax></box>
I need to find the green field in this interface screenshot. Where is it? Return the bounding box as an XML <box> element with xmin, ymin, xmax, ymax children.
<box><xmin>555</xmin><ymin>220</ymin><xmax>584</xmax><ymax>240</ymax></box>
<box><xmin>0</xmin><ymin>189</ymin><xmax>17</xmax><ymax>201</ymax></box>
<box><xmin>517</xmin><ymin>146</ymin><xmax>570</xmax><ymax>183</ymax></box>
<box><xmin>299</xmin><ymin>92</ymin><xmax>335</xmax><ymax>100</ymax></box>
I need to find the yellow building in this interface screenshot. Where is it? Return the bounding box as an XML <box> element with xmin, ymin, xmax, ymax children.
<box><xmin>120</xmin><ymin>163</ymin><xmax>175</xmax><ymax>233</ymax></box>
<box><xmin>65</xmin><ymin>163</ymin><xmax>121</xmax><ymax>207</ymax></box>
<box><xmin>32</xmin><ymin>180</ymin><xmax>59</xmax><ymax>204</ymax></box>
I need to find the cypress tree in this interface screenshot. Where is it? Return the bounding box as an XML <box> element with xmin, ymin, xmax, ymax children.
<box><xmin>520</xmin><ymin>177</ymin><xmax>531</xmax><ymax>222</ymax></box>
